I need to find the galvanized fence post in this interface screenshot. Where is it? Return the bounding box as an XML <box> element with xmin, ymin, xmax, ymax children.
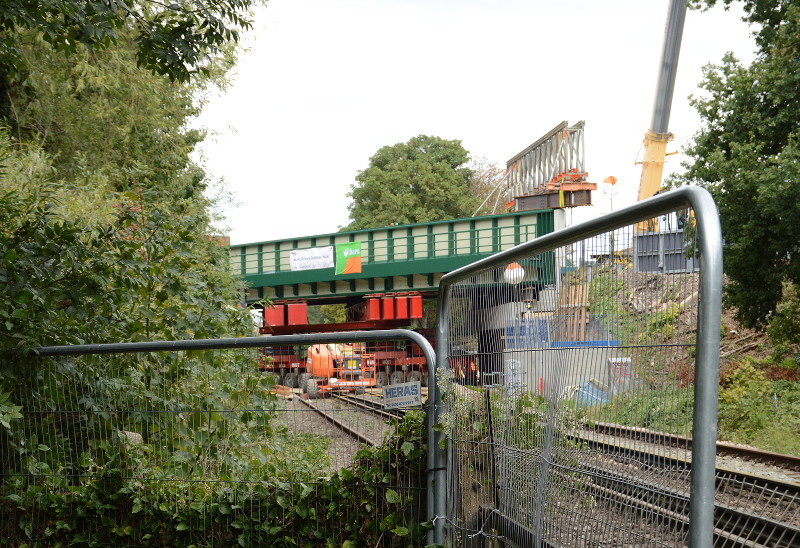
<box><xmin>428</xmin><ymin>283</ymin><xmax>452</xmax><ymax>546</ymax></box>
<box><xmin>686</xmin><ymin>188</ymin><xmax>723</xmax><ymax>548</ymax></box>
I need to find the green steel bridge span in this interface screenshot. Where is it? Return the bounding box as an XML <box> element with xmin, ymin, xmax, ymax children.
<box><xmin>230</xmin><ymin>208</ymin><xmax>561</xmax><ymax>306</ymax></box>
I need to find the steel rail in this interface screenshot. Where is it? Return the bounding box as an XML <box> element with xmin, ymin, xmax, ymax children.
<box><xmin>296</xmin><ymin>397</ymin><xmax>380</xmax><ymax>447</ymax></box>
<box><xmin>589</xmin><ymin>422</ymin><xmax>800</xmax><ymax>474</ymax></box>
<box><xmin>332</xmin><ymin>394</ymin><xmax>404</xmax><ymax>421</ymax></box>
<box><xmin>569</xmin><ymin>434</ymin><xmax>800</xmax><ymax>547</ymax></box>
<box><xmin>577</xmin><ymin>468</ymin><xmax>796</xmax><ymax>548</ymax></box>
<box><xmin>486</xmin><ymin>452</ymin><xmax>798</xmax><ymax>548</ymax></box>
<box><xmin>572</xmin><ymin>430</ymin><xmax>800</xmax><ymax>502</ymax></box>
<box><xmin>580</xmin><ymin>464</ymin><xmax>800</xmax><ymax>548</ymax></box>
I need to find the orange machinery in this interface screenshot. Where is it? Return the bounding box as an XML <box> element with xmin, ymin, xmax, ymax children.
<box><xmin>257</xmin><ymin>293</ymin><xmax>429</xmax><ymax>397</ymax></box>
<box><xmin>302</xmin><ymin>343</ymin><xmax>376</xmax><ymax>398</ymax></box>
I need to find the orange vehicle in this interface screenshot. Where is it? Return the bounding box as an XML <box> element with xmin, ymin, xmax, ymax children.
<box><xmin>302</xmin><ymin>343</ymin><xmax>376</xmax><ymax>398</ymax></box>
<box><xmin>255</xmin><ymin>293</ymin><xmax>430</xmax><ymax>398</ymax></box>
<box><xmin>260</xmin><ymin>341</ymin><xmax>429</xmax><ymax>398</ymax></box>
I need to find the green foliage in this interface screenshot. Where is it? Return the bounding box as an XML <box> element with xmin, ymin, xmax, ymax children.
<box><xmin>674</xmin><ymin>2</ymin><xmax>800</xmax><ymax>329</ymax></box>
<box><xmin>324</xmin><ymin>410</ymin><xmax>429</xmax><ymax>546</ymax></box>
<box><xmin>307</xmin><ymin>304</ymin><xmax>347</xmax><ymax>325</ymax></box>
<box><xmin>2</xmin><ymin>404</ymin><xmax>430</xmax><ymax>547</ymax></box>
<box><xmin>2</xmin><ymin>27</ymin><xmax>229</xmax><ymax>203</ymax></box>
<box><xmin>0</xmin><ymin>183</ymin><xmax>127</xmax><ymax>350</ymax></box>
<box><xmin>0</xmin><ymin>24</ymin><xmax>251</xmax><ymax>350</ymax></box>
<box><xmin>599</xmin><ymin>386</ymin><xmax>695</xmax><ymax>435</ymax></box>
<box><xmin>600</xmin><ymin>351</ymin><xmax>799</xmax><ymax>454</ymax></box>
<box><xmin>0</xmin><ymin>390</ymin><xmax>22</xmax><ymax>430</ymax></box>
<box><xmin>346</xmin><ymin>135</ymin><xmax>479</xmax><ymax>230</ymax></box>
<box><xmin>0</xmin><ymin>0</ymin><xmax>258</xmax><ymax>82</ymax></box>
<box><xmin>468</xmin><ymin>156</ymin><xmax>507</xmax><ymax>216</ymax></box>
<box><xmin>14</xmin><ymin>352</ymin><xmax>277</xmax><ymax>482</ymax></box>
<box><xmin>588</xmin><ymin>268</ymin><xmax>625</xmax><ymax>315</ymax></box>
<box><xmin>718</xmin><ymin>360</ymin><xmax>770</xmax><ymax>438</ymax></box>
<box><xmin>646</xmin><ymin>302</ymin><xmax>684</xmax><ymax>341</ymax></box>
<box><xmin>588</xmin><ymin>268</ymin><xmax>635</xmax><ymax>344</ymax></box>
<box><xmin>717</xmin><ymin>359</ymin><xmax>800</xmax><ymax>453</ymax></box>
<box><xmin>767</xmin><ymin>282</ymin><xmax>800</xmax><ymax>354</ymax></box>
<box><xmin>492</xmin><ymin>390</ymin><xmax>586</xmax><ymax>451</ymax></box>
<box><xmin>0</xmin><ymin>4</ymin><xmax>371</xmax><ymax>546</ymax></box>
<box><xmin>0</xmin><ymin>179</ymin><xmax>251</xmax><ymax>351</ymax></box>
<box><xmin>689</xmin><ymin>1</ymin><xmax>796</xmax><ymax>52</ymax></box>
<box><xmin>1</xmin><ymin>19</ymin><xmax>255</xmax><ymax>541</ymax></box>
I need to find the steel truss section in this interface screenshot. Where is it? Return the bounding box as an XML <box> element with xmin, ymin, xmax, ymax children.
<box><xmin>506</xmin><ymin>120</ymin><xmax>592</xmax><ymax>203</ymax></box>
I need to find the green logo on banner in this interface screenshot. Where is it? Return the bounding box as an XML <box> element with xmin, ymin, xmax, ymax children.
<box><xmin>336</xmin><ymin>242</ymin><xmax>362</xmax><ymax>274</ymax></box>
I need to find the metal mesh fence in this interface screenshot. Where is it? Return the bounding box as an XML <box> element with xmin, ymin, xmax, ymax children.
<box><xmin>433</xmin><ymin>188</ymin><xmax>724</xmax><ymax>547</ymax></box>
<box><xmin>0</xmin><ymin>332</ymin><xmax>433</xmax><ymax>546</ymax></box>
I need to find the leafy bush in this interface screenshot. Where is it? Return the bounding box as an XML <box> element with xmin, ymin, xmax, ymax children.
<box><xmin>0</xmin><ymin>136</ymin><xmax>252</xmax><ymax>353</ymax></box>
<box><xmin>767</xmin><ymin>282</ymin><xmax>800</xmax><ymax>358</ymax></box>
<box><xmin>718</xmin><ymin>360</ymin><xmax>771</xmax><ymax>439</ymax></box>
<box><xmin>598</xmin><ymin>385</ymin><xmax>695</xmax><ymax>435</ymax></box>
<box><xmin>1</xmin><ymin>406</ymin><xmax>429</xmax><ymax>547</ymax></box>
<box><xmin>718</xmin><ymin>359</ymin><xmax>800</xmax><ymax>453</ymax></box>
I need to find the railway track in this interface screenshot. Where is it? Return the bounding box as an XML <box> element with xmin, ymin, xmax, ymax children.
<box><xmin>297</xmin><ymin>392</ymin><xmax>402</xmax><ymax>447</ymax></box>
<box><xmin>333</xmin><ymin>393</ymin><xmax>406</xmax><ymax>418</ymax></box>
<box><xmin>588</xmin><ymin>421</ymin><xmax>800</xmax><ymax>474</ymax></box>
<box><xmin>563</xmin><ymin>423</ymin><xmax>800</xmax><ymax>547</ymax></box>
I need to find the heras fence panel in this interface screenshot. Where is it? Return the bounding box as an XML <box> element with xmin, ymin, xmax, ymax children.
<box><xmin>1</xmin><ymin>330</ymin><xmax>434</xmax><ymax>547</ymax></box>
<box><xmin>429</xmin><ymin>187</ymin><xmax>723</xmax><ymax>547</ymax></box>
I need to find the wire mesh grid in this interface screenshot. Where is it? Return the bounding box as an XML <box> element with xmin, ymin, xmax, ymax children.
<box><xmin>711</xmin><ymin>470</ymin><xmax>800</xmax><ymax>548</ymax></box>
<box><xmin>0</xmin><ymin>337</ymin><xmax>430</xmax><ymax>546</ymax></box>
<box><xmin>439</xmin><ymin>214</ymin><xmax>711</xmax><ymax>547</ymax></box>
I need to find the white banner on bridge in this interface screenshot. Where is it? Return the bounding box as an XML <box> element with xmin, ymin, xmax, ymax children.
<box><xmin>290</xmin><ymin>246</ymin><xmax>334</xmax><ymax>271</ymax></box>
<box><xmin>382</xmin><ymin>381</ymin><xmax>422</xmax><ymax>409</ymax></box>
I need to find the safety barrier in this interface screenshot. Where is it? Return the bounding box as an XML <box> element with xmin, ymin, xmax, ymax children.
<box><xmin>429</xmin><ymin>187</ymin><xmax>723</xmax><ymax>547</ymax></box>
<box><xmin>1</xmin><ymin>330</ymin><xmax>435</xmax><ymax>546</ymax></box>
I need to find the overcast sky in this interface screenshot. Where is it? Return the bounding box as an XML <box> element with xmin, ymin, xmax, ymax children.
<box><xmin>194</xmin><ymin>0</ymin><xmax>757</xmax><ymax>245</ymax></box>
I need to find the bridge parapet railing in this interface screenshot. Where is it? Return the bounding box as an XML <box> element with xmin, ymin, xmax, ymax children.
<box><xmin>429</xmin><ymin>187</ymin><xmax>723</xmax><ymax>547</ymax></box>
<box><xmin>230</xmin><ymin>209</ymin><xmax>554</xmax><ymax>279</ymax></box>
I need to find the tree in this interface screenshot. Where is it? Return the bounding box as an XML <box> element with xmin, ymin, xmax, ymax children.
<box><xmin>0</xmin><ymin>23</ymin><xmax>241</xmax><ymax>214</ymax></box>
<box><xmin>345</xmin><ymin>135</ymin><xmax>479</xmax><ymax>230</ymax></box>
<box><xmin>673</xmin><ymin>1</ymin><xmax>800</xmax><ymax>328</ymax></box>
<box><xmin>0</xmin><ymin>8</ymin><xmax>284</xmax><ymax>540</ymax></box>
<box><xmin>0</xmin><ymin>23</ymin><xmax>250</xmax><ymax>350</ymax></box>
<box><xmin>0</xmin><ymin>0</ymin><xmax>258</xmax><ymax>82</ymax></box>
<box><xmin>469</xmin><ymin>157</ymin><xmax>509</xmax><ymax>216</ymax></box>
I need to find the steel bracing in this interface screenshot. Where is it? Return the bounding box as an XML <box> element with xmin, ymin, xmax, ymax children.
<box><xmin>506</xmin><ymin>120</ymin><xmax>589</xmax><ymax>199</ymax></box>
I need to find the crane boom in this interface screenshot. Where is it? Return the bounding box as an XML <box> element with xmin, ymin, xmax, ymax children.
<box><xmin>637</xmin><ymin>0</ymin><xmax>687</xmax><ymax>205</ymax></box>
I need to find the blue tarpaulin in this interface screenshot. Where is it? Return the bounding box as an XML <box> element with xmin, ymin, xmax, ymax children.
<box><xmin>576</xmin><ymin>380</ymin><xmax>609</xmax><ymax>406</ymax></box>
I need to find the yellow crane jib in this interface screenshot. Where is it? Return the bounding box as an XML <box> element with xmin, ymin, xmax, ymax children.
<box><xmin>637</xmin><ymin>129</ymin><xmax>674</xmax><ymax>203</ymax></box>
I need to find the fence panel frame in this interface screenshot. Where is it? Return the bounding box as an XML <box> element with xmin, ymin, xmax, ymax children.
<box><xmin>27</xmin><ymin>329</ymin><xmax>436</xmax><ymax>545</ymax></box>
<box><xmin>430</xmin><ymin>186</ymin><xmax>723</xmax><ymax>547</ymax></box>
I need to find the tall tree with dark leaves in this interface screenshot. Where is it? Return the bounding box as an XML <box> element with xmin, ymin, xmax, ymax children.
<box><xmin>674</xmin><ymin>1</ymin><xmax>800</xmax><ymax>329</ymax></box>
<box><xmin>0</xmin><ymin>0</ymin><xmax>260</xmax><ymax>82</ymax></box>
<box><xmin>346</xmin><ymin>135</ymin><xmax>479</xmax><ymax>230</ymax></box>
<box><xmin>0</xmin><ymin>24</ymin><xmax>250</xmax><ymax>350</ymax></box>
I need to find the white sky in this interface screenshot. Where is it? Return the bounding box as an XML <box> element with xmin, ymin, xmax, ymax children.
<box><xmin>194</xmin><ymin>0</ymin><xmax>757</xmax><ymax>245</ymax></box>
